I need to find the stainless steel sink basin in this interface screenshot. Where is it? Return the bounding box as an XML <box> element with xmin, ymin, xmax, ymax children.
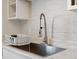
<box><xmin>10</xmin><ymin>43</ymin><xmax>66</xmax><ymax>57</ymax></box>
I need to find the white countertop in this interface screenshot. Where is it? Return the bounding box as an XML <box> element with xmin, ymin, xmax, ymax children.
<box><xmin>3</xmin><ymin>39</ymin><xmax>77</xmax><ymax>59</ymax></box>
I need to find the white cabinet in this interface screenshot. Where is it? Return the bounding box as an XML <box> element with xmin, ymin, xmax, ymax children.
<box><xmin>8</xmin><ymin>0</ymin><xmax>32</xmax><ymax>21</ymax></box>
<box><xmin>67</xmin><ymin>0</ymin><xmax>77</xmax><ymax>10</ymax></box>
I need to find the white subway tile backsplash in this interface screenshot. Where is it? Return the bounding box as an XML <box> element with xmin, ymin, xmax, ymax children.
<box><xmin>53</xmin><ymin>13</ymin><xmax>77</xmax><ymax>33</ymax></box>
<box><xmin>53</xmin><ymin>33</ymin><xmax>76</xmax><ymax>41</ymax></box>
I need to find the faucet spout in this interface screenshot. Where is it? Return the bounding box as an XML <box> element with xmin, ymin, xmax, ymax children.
<box><xmin>39</xmin><ymin>13</ymin><xmax>48</xmax><ymax>44</ymax></box>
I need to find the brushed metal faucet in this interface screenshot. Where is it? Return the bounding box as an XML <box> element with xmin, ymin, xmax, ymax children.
<box><xmin>39</xmin><ymin>13</ymin><xmax>48</xmax><ymax>44</ymax></box>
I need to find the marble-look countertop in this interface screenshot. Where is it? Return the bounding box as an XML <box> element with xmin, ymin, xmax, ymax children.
<box><xmin>3</xmin><ymin>39</ymin><xmax>77</xmax><ymax>59</ymax></box>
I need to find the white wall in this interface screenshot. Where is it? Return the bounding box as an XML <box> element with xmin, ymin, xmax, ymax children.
<box><xmin>3</xmin><ymin>0</ymin><xmax>77</xmax><ymax>42</ymax></box>
<box><xmin>22</xmin><ymin>0</ymin><xmax>77</xmax><ymax>41</ymax></box>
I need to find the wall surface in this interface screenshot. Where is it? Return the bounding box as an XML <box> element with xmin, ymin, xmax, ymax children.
<box><xmin>3</xmin><ymin>0</ymin><xmax>77</xmax><ymax>42</ymax></box>
<box><xmin>22</xmin><ymin>0</ymin><xmax>77</xmax><ymax>41</ymax></box>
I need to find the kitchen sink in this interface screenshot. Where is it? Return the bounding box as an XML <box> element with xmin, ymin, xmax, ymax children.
<box><xmin>10</xmin><ymin>43</ymin><xmax>66</xmax><ymax>57</ymax></box>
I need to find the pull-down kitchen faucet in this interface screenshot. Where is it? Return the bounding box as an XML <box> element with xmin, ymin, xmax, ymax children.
<box><xmin>39</xmin><ymin>13</ymin><xmax>48</xmax><ymax>44</ymax></box>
